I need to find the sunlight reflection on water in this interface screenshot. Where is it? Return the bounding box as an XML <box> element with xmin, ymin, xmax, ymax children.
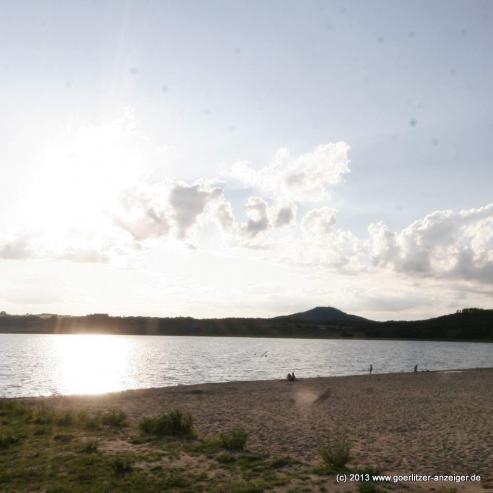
<box><xmin>55</xmin><ymin>335</ymin><xmax>133</xmax><ymax>395</ymax></box>
<box><xmin>1</xmin><ymin>333</ymin><xmax>492</xmax><ymax>397</ymax></box>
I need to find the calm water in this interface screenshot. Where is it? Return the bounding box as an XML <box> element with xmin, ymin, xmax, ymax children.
<box><xmin>1</xmin><ymin>333</ymin><xmax>492</xmax><ymax>397</ymax></box>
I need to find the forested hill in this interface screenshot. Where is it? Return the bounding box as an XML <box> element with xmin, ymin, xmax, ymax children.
<box><xmin>0</xmin><ymin>307</ymin><xmax>492</xmax><ymax>341</ymax></box>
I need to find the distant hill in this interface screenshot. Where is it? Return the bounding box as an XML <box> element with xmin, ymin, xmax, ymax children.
<box><xmin>0</xmin><ymin>307</ymin><xmax>492</xmax><ymax>341</ymax></box>
<box><xmin>276</xmin><ymin>306</ymin><xmax>372</xmax><ymax>324</ymax></box>
<box><xmin>367</xmin><ymin>308</ymin><xmax>493</xmax><ymax>341</ymax></box>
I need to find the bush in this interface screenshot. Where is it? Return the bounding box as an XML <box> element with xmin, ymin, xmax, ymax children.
<box><xmin>81</xmin><ymin>439</ymin><xmax>98</xmax><ymax>453</ymax></box>
<box><xmin>219</xmin><ymin>427</ymin><xmax>249</xmax><ymax>451</ymax></box>
<box><xmin>0</xmin><ymin>434</ymin><xmax>21</xmax><ymax>449</ymax></box>
<box><xmin>139</xmin><ymin>410</ymin><xmax>193</xmax><ymax>438</ymax></box>
<box><xmin>55</xmin><ymin>411</ymin><xmax>74</xmax><ymax>427</ymax></box>
<box><xmin>0</xmin><ymin>401</ymin><xmax>30</xmax><ymax>418</ymax></box>
<box><xmin>82</xmin><ymin>415</ymin><xmax>101</xmax><ymax>431</ymax></box>
<box><xmin>111</xmin><ymin>457</ymin><xmax>132</xmax><ymax>475</ymax></box>
<box><xmin>270</xmin><ymin>456</ymin><xmax>294</xmax><ymax>468</ymax></box>
<box><xmin>101</xmin><ymin>409</ymin><xmax>127</xmax><ymax>428</ymax></box>
<box><xmin>31</xmin><ymin>406</ymin><xmax>56</xmax><ymax>425</ymax></box>
<box><xmin>319</xmin><ymin>434</ymin><xmax>351</xmax><ymax>469</ymax></box>
<box><xmin>53</xmin><ymin>433</ymin><xmax>73</xmax><ymax>443</ymax></box>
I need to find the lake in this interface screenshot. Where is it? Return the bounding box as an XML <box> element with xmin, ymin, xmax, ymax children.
<box><xmin>1</xmin><ymin>333</ymin><xmax>492</xmax><ymax>397</ymax></box>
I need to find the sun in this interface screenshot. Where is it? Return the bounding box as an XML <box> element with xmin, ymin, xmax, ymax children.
<box><xmin>26</xmin><ymin>111</ymin><xmax>151</xmax><ymax>237</ymax></box>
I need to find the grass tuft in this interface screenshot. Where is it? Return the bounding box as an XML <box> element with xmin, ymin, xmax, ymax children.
<box><xmin>139</xmin><ymin>410</ymin><xmax>194</xmax><ymax>438</ymax></box>
<box><xmin>0</xmin><ymin>433</ymin><xmax>21</xmax><ymax>449</ymax></box>
<box><xmin>111</xmin><ymin>457</ymin><xmax>133</xmax><ymax>475</ymax></box>
<box><xmin>270</xmin><ymin>456</ymin><xmax>294</xmax><ymax>468</ymax></box>
<box><xmin>319</xmin><ymin>434</ymin><xmax>351</xmax><ymax>469</ymax></box>
<box><xmin>53</xmin><ymin>433</ymin><xmax>73</xmax><ymax>443</ymax></box>
<box><xmin>219</xmin><ymin>427</ymin><xmax>249</xmax><ymax>451</ymax></box>
<box><xmin>101</xmin><ymin>409</ymin><xmax>128</xmax><ymax>428</ymax></box>
<box><xmin>80</xmin><ymin>439</ymin><xmax>98</xmax><ymax>453</ymax></box>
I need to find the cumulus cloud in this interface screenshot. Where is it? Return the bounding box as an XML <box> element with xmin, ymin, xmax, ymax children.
<box><xmin>114</xmin><ymin>186</ymin><xmax>170</xmax><ymax>242</ymax></box>
<box><xmin>169</xmin><ymin>184</ymin><xmax>222</xmax><ymax>239</ymax></box>
<box><xmin>1</xmin><ymin>140</ymin><xmax>350</xmax><ymax>263</ymax></box>
<box><xmin>0</xmin><ymin>237</ymin><xmax>32</xmax><ymax>260</ymax></box>
<box><xmin>114</xmin><ymin>182</ymin><xmax>224</xmax><ymax>242</ymax></box>
<box><xmin>213</xmin><ymin>200</ymin><xmax>236</xmax><ymax>233</ymax></box>
<box><xmin>301</xmin><ymin>207</ymin><xmax>337</xmax><ymax>237</ymax></box>
<box><xmin>3</xmin><ymin>123</ymin><xmax>491</xmax><ymax>297</ymax></box>
<box><xmin>221</xmin><ymin>198</ymin><xmax>297</xmax><ymax>245</ymax></box>
<box><xmin>229</xmin><ymin>142</ymin><xmax>350</xmax><ymax>202</ymax></box>
<box><xmin>297</xmin><ymin>227</ymin><xmax>364</xmax><ymax>272</ymax></box>
<box><xmin>293</xmin><ymin>203</ymin><xmax>493</xmax><ymax>286</ymax></box>
<box><xmin>275</xmin><ymin>205</ymin><xmax>296</xmax><ymax>228</ymax></box>
<box><xmin>58</xmin><ymin>247</ymin><xmax>110</xmax><ymax>264</ymax></box>
<box><xmin>367</xmin><ymin>222</ymin><xmax>399</xmax><ymax>268</ymax></box>
<box><xmin>0</xmin><ymin>233</ymin><xmax>119</xmax><ymax>264</ymax></box>
<box><xmin>368</xmin><ymin>204</ymin><xmax>493</xmax><ymax>283</ymax></box>
<box><xmin>243</xmin><ymin>196</ymin><xmax>270</xmax><ymax>238</ymax></box>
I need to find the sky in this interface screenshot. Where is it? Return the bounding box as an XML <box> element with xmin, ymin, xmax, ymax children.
<box><xmin>0</xmin><ymin>0</ymin><xmax>492</xmax><ymax>320</ymax></box>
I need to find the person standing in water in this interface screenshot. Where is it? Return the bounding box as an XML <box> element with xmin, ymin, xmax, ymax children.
<box><xmin>414</xmin><ymin>364</ymin><xmax>418</xmax><ymax>373</ymax></box>
<box><xmin>369</xmin><ymin>364</ymin><xmax>373</xmax><ymax>375</ymax></box>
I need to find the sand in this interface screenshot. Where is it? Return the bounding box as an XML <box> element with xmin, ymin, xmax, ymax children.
<box><xmin>26</xmin><ymin>368</ymin><xmax>493</xmax><ymax>492</ymax></box>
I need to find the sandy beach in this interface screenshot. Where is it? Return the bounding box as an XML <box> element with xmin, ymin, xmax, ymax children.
<box><xmin>20</xmin><ymin>368</ymin><xmax>492</xmax><ymax>492</ymax></box>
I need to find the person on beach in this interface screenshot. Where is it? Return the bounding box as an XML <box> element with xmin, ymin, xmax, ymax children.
<box><xmin>369</xmin><ymin>364</ymin><xmax>373</xmax><ymax>375</ymax></box>
<box><xmin>414</xmin><ymin>364</ymin><xmax>418</xmax><ymax>373</ymax></box>
<box><xmin>291</xmin><ymin>371</ymin><xmax>296</xmax><ymax>382</ymax></box>
<box><xmin>287</xmin><ymin>372</ymin><xmax>293</xmax><ymax>382</ymax></box>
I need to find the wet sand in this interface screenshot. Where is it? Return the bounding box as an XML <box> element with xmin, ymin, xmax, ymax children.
<box><xmin>25</xmin><ymin>368</ymin><xmax>493</xmax><ymax>491</ymax></box>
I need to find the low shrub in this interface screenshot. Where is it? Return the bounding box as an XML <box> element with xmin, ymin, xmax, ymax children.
<box><xmin>31</xmin><ymin>405</ymin><xmax>56</xmax><ymax>425</ymax></box>
<box><xmin>101</xmin><ymin>409</ymin><xmax>127</xmax><ymax>428</ymax></box>
<box><xmin>319</xmin><ymin>434</ymin><xmax>351</xmax><ymax>469</ymax></box>
<box><xmin>82</xmin><ymin>415</ymin><xmax>101</xmax><ymax>431</ymax></box>
<box><xmin>216</xmin><ymin>453</ymin><xmax>236</xmax><ymax>464</ymax></box>
<box><xmin>139</xmin><ymin>410</ymin><xmax>193</xmax><ymax>438</ymax></box>
<box><xmin>219</xmin><ymin>427</ymin><xmax>249</xmax><ymax>451</ymax></box>
<box><xmin>270</xmin><ymin>456</ymin><xmax>294</xmax><ymax>468</ymax></box>
<box><xmin>53</xmin><ymin>433</ymin><xmax>73</xmax><ymax>443</ymax></box>
<box><xmin>0</xmin><ymin>401</ymin><xmax>30</xmax><ymax>418</ymax></box>
<box><xmin>111</xmin><ymin>457</ymin><xmax>132</xmax><ymax>475</ymax></box>
<box><xmin>0</xmin><ymin>433</ymin><xmax>21</xmax><ymax>449</ymax></box>
<box><xmin>55</xmin><ymin>411</ymin><xmax>74</xmax><ymax>427</ymax></box>
<box><xmin>30</xmin><ymin>407</ymin><xmax>82</xmax><ymax>427</ymax></box>
<box><xmin>81</xmin><ymin>439</ymin><xmax>98</xmax><ymax>453</ymax></box>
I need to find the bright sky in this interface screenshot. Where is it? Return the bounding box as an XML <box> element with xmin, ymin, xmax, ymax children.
<box><xmin>1</xmin><ymin>0</ymin><xmax>492</xmax><ymax>320</ymax></box>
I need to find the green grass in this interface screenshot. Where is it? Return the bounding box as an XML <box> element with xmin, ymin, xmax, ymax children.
<box><xmin>101</xmin><ymin>409</ymin><xmax>128</xmax><ymax>428</ymax></box>
<box><xmin>319</xmin><ymin>434</ymin><xmax>351</xmax><ymax>469</ymax></box>
<box><xmin>0</xmin><ymin>434</ymin><xmax>21</xmax><ymax>449</ymax></box>
<box><xmin>80</xmin><ymin>439</ymin><xmax>98</xmax><ymax>453</ymax></box>
<box><xmin>110</xmin><ymin>456</ymin><xmax>133</xmax><ymax>475</ymax></box>
<box><xmin>219</xmin><ymin>427</ymin><xmax>249</xmax><ymax>451</ymax></box>
<box><xmin>139</xmin><ymin>410</ymin><xmax>194</xmax><ymax>438</ymax></box>
<box><xmin>0</xmin><ymin>399</ymin><xmax>392</xmax><ymax>492</ymax></box>
<box><xmin>269</xmin><ymin>456</ymin><xmax>295</xmax><ymax>468</ymax></box>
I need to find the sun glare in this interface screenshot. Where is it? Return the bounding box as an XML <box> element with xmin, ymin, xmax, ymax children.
<box><xmin>55</xmin><ymin>334</ymin><xmax>133</xmax><ymax>395</ymax></box>
<box><xmin>27</xmin><ymin>112</ymin><xmax>149</xmax><ymax>234</ymax></box>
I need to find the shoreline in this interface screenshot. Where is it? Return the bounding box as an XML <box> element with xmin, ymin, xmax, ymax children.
<box><xmin>3</xmin><ymin>366</ymin><xmax>493</xmax><ymax>401</ymax></box>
